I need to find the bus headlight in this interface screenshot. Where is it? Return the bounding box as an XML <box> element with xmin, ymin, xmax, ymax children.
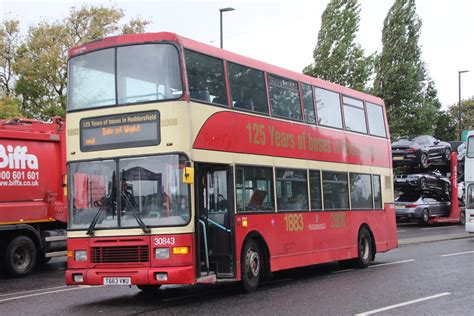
<box><xmin>74</xmin><ymin>250</ymin><xmax>88</xmax><ymax>261</ymax></box>
<box><xmin>155</xmin><ymin>248</ymin><xmax>170</xmax><ymax>259</ymax></box>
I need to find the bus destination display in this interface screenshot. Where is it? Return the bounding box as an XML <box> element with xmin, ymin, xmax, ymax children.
<box><xmin>80</xmin><ymin>111</ymin><xmax>160</xmax><ymax>151</ymax></box>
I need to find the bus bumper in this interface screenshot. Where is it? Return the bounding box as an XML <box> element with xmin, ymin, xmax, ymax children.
<box><xmin>66</xmin><ymin>265</ymin><xmax>195</xmax><ymax>286</ymax></box>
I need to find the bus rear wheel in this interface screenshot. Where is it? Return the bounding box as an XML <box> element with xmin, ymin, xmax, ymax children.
<box><xmin>354</xmin><ymin>227</ymin><xmax>372</xmax><ymax>268</ymax></box>
<box><xmin>241</xmin><ymin>239</ymin><xmax>261</xmax><ymax>293</ymax></box>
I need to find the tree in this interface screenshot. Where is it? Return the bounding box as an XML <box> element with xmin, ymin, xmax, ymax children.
<box><xmin>433</xmin><ymin>110</ymin><xmax>457</xmax><ymax>141</ymax></box>
<box><xmin>0</xmin><ymin>19</ymin><xmax>20</xmax><ymax>96</ymax></box>
<box><xmin>10</xmin><ymin>5</ymin><xmax>150</xmax><ymax>120</ymax></box>
<box><xmin>304</xmin><ymin>0</ymin><xmax>374</xmax><ymax>91</ymax></box>
<box><xmin>0</xmin><ymin>96</ymin><xmax>22</xmax><ymax>119</ymax></box>
<box><xmin>373</xmin><ymin>0</ymin><xmax>438</xmax><ymax>139</ymax></box>
<box><xmin>448</xmin><ymin>96</ymin><xmax>474</xmax><ymax>132</ymax></box>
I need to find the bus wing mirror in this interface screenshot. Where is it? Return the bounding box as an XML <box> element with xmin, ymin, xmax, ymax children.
<box><xmin>183</xmin><ymin>166</ymin><xmax>194</xmax><ymax>184</ymax></box>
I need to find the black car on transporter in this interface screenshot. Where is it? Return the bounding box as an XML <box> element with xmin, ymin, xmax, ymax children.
<box><xmin>392</xmin><ymin>135</ymin><xmax>451</xmax><ymax>168</ymax></box>
<box><xmin>394</xmin><ymin>170</ymin><xmax>451</xmax><ymax>196</ymax></box>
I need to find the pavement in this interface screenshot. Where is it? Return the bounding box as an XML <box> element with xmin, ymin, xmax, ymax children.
<box><xmin>398</xmin><ymin>225</ymin><xmax>473</xmax><ymax>246</ymax></box>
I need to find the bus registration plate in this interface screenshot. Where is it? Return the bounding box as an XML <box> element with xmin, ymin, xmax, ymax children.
<box><xmin>103</xmin><ymin>277</ymin><xmax>131</xmax><ymax>286</ymax></box>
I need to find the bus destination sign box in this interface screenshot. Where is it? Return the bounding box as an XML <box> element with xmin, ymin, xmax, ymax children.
<box><xmin>80</xmin><ymin>111</ymin><xmax>160</xmax><ymax>152</ymax></box>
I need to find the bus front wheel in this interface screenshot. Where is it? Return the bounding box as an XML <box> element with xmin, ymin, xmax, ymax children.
<box><xmin>241</xmin><ymin>239</ymin><xmax>261</xmax><ymax>293</ymax></box>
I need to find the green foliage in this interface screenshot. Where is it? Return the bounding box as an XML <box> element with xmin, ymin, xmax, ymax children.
<box><xmin>373</xmin><ymin>0</ymin><xmax>439</xmax><ymax>139</ymax></box>
<box><xmin>1</xmin><ymin>5</ymin><xmax>150</xmax><ymax>120</ymax></box>
<box><xmin>0</xmin><ymin>19</ymin><xmax>20</xmax><ymax>96</ymax></box>
<box><xmin>433</xmin><ymin>110</ymin><xmax>456</xmax><ymax>141</ymax></box>
<box><xmin>0</xmin><ymin>96</ymin><xmax>22</xmax><ymax>119</ymax></box>
<box><xmin>448</xmin><ymin>96</ymin><xmax>474</xmax><ymax>131</ymax></box>
<box><xmin>304</xmin><ymin>0</ymin><xmax>374</xmax><ymax>91</ymax></box>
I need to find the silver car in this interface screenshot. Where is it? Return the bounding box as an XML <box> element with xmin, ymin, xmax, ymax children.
<box><xmin>395</xmin><ymin>193</ymin><xmax>451</xmax><ymax>225</ymax></box>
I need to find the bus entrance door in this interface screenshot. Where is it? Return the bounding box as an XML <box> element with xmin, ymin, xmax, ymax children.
<box><xmin>196</xmin><ymin>164</ymin><xmax>235</xmax><ymax>280</ymax></box>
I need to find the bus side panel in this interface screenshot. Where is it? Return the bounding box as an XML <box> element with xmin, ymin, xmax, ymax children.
<box><xmin>235</xmin><ymin>211</ymin><xmax>378</xmax><ymax>276</ymax></box>
<box><xmin>384</xmin><ymin>203</ymin><xmax>398</xmax><ymax>250</ymax></box>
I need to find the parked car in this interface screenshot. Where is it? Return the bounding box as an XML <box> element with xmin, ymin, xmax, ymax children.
<box><xmin>392</xmin><ymin>135</ymin><xmax>451</xmax><ymax>168</ymax></box>
<box><xmin>395</xmin><ymin>192</ymin><xmax>451</xmax><ymax>225</ymax></box>
<box><xmin>394</xmin><ymin>170</ymin><xmax>451</xmax><ymax>196</ymax></box>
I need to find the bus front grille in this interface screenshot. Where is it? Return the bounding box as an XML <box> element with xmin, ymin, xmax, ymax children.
<box><xmin>91</xmin><ymin>245</ymin><xmax>149</xmax><ymax>263</ymax></box>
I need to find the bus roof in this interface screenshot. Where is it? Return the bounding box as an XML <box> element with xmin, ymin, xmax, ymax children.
<box><xmin>68</xmin><ymin>32</ymin><xmax>384</xmax><ymax>105</ymax></box>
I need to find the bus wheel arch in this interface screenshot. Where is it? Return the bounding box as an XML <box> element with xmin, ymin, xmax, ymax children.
<box><xmin>240</xmin><ymin>232</ymin><xmax>271</xmax><ymax>292</ymax></box>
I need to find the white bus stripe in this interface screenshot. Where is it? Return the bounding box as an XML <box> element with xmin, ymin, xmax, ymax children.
<box><xmin>369</xmin><ymin>259</ymin><xmax>415</xmax><ymax>268</ymax></box>
<box><xmin>441</xmin><ymin>250</ymin><xmax>474</xmax><ymax>257</ymax></box>
<box><xmin>355</xmin><ymin>292</ymin><xmax>451</xmax><ymax>315</ymax></box>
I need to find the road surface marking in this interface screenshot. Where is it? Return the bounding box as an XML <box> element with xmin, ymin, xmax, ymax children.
<box><xmin>441</xmin><ymin>250</ymin><xmax>474</xmax><ymax>257</ymax></box>
<box><xmin>369</xmin><ymin>259</ymin><xmax>415</xmax><ymax>268</ymax></box>
<box><xmin>420</xmin><ymin>226</ymin><xmax>457</xmax><ymax>230</ymax></box>
<box><xmin>355</xmin><ymin>292</ymin><xmax>451</xmax><ymax>315</ymax></box>
<box><xmin>397</xmin><ymin>230</ymin><xmax>406</xmax><ymax>233</ymax></box>
<box><xmin>0</xmin><ymin>285</ymin><xmax>67</xmax><ymax>297</ymax></box>
<box><xmin>332</xmin><ymin>268</ymin><xmax>356</xmax><ymax>274</ymax></box>
<box><xmin>0</xmin><ymin>285</ymin><xmax>104</xmax><ymax>303</ymax></box>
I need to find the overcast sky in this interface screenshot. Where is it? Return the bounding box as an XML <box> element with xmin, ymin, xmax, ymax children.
<box><xmin>1</xmin><ymin>0</ymin><xmax>473</xmax><ymax>108</ymax></box>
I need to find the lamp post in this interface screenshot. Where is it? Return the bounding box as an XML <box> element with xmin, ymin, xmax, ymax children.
<box><xmin>458</xmin><ymin>70</ymin><xmax>469</xmax><ymax>140</ymax></box>
<box><xmin>219</xmin><ymin>7</ymin><xmax>235</xmax><ymax>49</ymax></box>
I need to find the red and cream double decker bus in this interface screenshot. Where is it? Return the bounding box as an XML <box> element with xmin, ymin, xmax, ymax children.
<box><xmin>65</xmin><ymin>32</ymin><xmax>397</xmax><ymax>292</ymax></box>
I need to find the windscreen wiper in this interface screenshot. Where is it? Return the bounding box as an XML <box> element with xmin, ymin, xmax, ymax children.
<box><xmin>121</xmin><ymin>192</ymin><xmax>151</xmax><ymax>234</ymax></box>
<box><xmin>87</xmin><ymin>195</ymin><xmax>113</xmax><ymax>236</ymax></box>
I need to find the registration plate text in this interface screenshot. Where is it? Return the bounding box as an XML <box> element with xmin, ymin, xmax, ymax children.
<box><xmin>103</xmin><ymin>277</ymin><xmax>131</xmax><ymax>285</ymax></box>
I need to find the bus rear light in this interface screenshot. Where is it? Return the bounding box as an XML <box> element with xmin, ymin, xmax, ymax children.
<box><xmin>154</xmin><ymin>272</ymin><xmax>168</xmax><ymax>281</ymax></box>
<box><xmin>155</xmin><ymin>248</ymin><xmax>170</xmax><ymax>259</ymax></box>
<box><xmin>242</xmin><ymin>218</ymin><xmax>248</xmax><ymax>228</ymax></box>
<box><xmin>172</xmin><ymin>247</ymin><xmax>189</xmax><ymax>255</ymax></box>
<box><xmin>73</xmin><ymin>274</ymin><xmax>84</xmax><ymax>283</ymax></box>
<box><xmin>67</xmin><ymin>250</ymin><xmax>73</xmax><ymax>257</ymax></box>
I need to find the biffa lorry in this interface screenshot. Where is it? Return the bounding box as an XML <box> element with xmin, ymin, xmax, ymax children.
<box><xmin>0</xmin><ymin>117</ymin><xmax>67</xmax><ymax>277</ymax></box>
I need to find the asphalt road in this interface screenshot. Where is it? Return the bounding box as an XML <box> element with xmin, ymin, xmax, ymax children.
<box><xmin>0</xmin><ymin>225</ymin><xmax>473</xmax><ymax>315</ymax></box>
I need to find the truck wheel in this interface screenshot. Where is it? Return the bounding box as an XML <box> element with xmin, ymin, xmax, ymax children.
<box><xmin>241</xmin><ymin>239</ymin><xmax>261</xmax><ymax>293</ymax></box>
<box><xmin>4</xmin><ymin>236</ymin><xmax>37</xmax><ymax>277</ymax></box>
